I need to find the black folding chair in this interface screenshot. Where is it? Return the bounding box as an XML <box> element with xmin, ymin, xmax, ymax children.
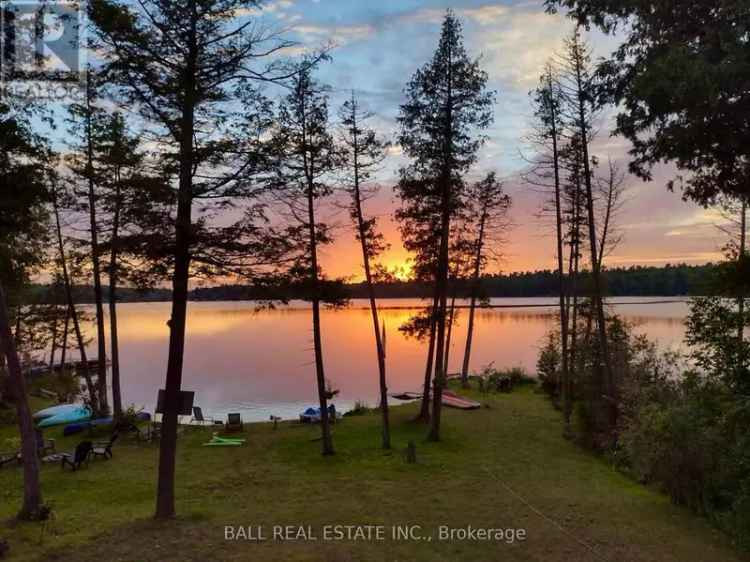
<box><xmin>226</xmin><ymin>413</ymin><xmax>243</xmax><ymax>433</ymax></box>
<box><xmin>61</xmin><ymin>441</ymin><xmax>93</xmax><ymax>471</ymax></box>
<box><xmin>92</xmin><ymin>433</ymin><xmax>119</xmax><ymax>460</ymax></box>
<box><xmin>190</xmin><ymin>406</ymin><xmax>214</xmax><ymax>425</ymax></box>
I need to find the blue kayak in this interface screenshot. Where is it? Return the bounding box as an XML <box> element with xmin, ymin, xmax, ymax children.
<box><xmin>63</xmin><ymin>416</ymin><xmax>113</xmax><ymax>436</ymax></box>
<box><xmin>38</xmin><ymin>405</ymin><xmax>91</xmax><ymax>428</ymax></box>
<box><xmin>33</xmin><ymin>403</ymin><xmax>80</xmax><ymax>421</ymax></box>
<box><xmin>62</xmin><ymin>412</ymin><xmax>151</xmax><ymax>436</ymax></box>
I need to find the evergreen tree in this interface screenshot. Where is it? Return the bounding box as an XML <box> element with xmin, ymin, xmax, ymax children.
<box><xmin>396</xmin><ymin>10</ymin><xmax>494</xmax><ymax>441</ymax></box>
<box><xmin>90</xmin><ymin>0</ymin><xmax>302</xmax><ymax>518</ymax></box>
<box><xmin>0</xmin><ymin>97</ymin><xmax>49</xmax><ymax>519</ymax></box>
<box><xmin>266</xmin><ymin>63</ymin><xmax>340</xmax><ymax>455</ymax></box>
<box><xmin>459</xmin><ymin>173</ymin><xmax>510</xmax><ymax>387</ymax></box>
<box><xmin>338</xmin><ymin>92</ymin><xmax>391</xmax><ymax>449</ymax></box>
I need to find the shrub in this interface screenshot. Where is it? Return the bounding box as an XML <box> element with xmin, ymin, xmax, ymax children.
<box><xmin>473</xmin><ymin>364</ymin><xmax>536</xmax><ymax>393</ymax></box>
<box><xmin>344</xmin><ymin>401</ymin><xmax>370</xmax><ymax>417</ymax></box>
<box><xmin>536</xmin><ymin>332</ymin><xmax>560</xmax><ymax>396</ymax></box>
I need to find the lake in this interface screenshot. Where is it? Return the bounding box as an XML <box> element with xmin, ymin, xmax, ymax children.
<box><xmin>76</xmin><ymin>297</ymin><xmax>689</xmax><ymax>421</ymax></box>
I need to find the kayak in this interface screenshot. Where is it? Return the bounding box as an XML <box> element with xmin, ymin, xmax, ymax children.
<box><xmin>299</xmin><ymin>406</ymin><xmax>342</xmax><ymax>423</ymax></box>
<box><xmin>441</xmin><ymin>390</ymin><xmax>481</xmax><ymax>410</ymax></box>
<box><xmin>63</xmin><ymin>416</ymin><xmax>114</xmax><ymax>436</ymax></box>
<box><xmin>33</xmin><ymin>403</ymin><xmax>80</xmax><ymax>421</ymax></box>
<box><xmin>390</xmin><ymin>392</ymin><xmax>422</xmax><ymax>400</ymax></box>
<box><xmin>38</xmin><ymin>405</ymin><xmax>91</xmax><ymax>428</ymax></box>
<box><xmin>62</xmin><ymin>412</ymin><xmax>150</xmax><ymax>436</ymax></box>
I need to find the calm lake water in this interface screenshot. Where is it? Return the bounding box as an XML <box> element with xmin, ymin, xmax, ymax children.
<box><xmin>76</xmin><ymin>298</ymin><xmax>689</xmax><ymax>421</ymax></box>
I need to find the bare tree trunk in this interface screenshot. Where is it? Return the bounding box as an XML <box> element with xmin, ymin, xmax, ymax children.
<box><xmin>461</xmin><ymin>208</ymin><xmax>487</xmax><ymax>388</ymax></box>
<box><xmin>48</xmin><ymin>305</ymin><xmax>59</xmax><ymax>372</ymax></box>
<box><xmin>59</xmin><ymin>305</ymin><xmax>70</xmax><ymax>369</ymax></box>
<box><xmin>549</xmin><ymin>87</ymin><xmax>569</xmax><ymax>424</ymax></box>
<box><xmin>109</xmin><ymin>171</ymin><xmax>123</xmax><ymax>418</ymax></box>
<box><xmin>428</xmin><ymin>191</ymin><xmax>451</xmax><ymax>442</ymax></box>
<box><xmin>349</xmin><ymin>103</ymin><xmax>390</xmax><ymax>449</ymax></box>
<box><xmin>739</xmin><ymin>198</ymin><xmax>747</xmax><ymax>369</ymax></box>
<box><xmin>565</xmin><ymin>179</ymin><xmax>582</xmax><ymax>427</ymax></box>
<box><xmin>53</xmin><ymin>184</ymin><xmax>98</xmax><ymax>411</ymax></box>
<box><xmin>597</xmin><ymin>168</ymin><xmax>616</xmax><ymax>269</ymax></box>
<box><xmin>0</xmin><ymin>283</ymin><xmax>43</xmax><ymax>520</ymax></box>
<box><xmin>417</xmin><ymin>293</ymin><xmax>439</xmax><ymax>422</ymax></box>
<box><xmin>84</xmin><ymin>80</ymin><xmax>108</xmax><ymax>414</ymax></box>
<box><xmin>443</xmin><ymin>282</ymin><xmax>458</xmax><ymax>378</ymax></box>
<box><xmin>155</xmin><ymin>1</ymin><xmax>196</xmax><ymax>519</ymax></box>
<box><xmin>460</xmin><ymin>291</ymin><xmax>477</xmax><ymax>388</ymax></box>
<box><xmin>14</xmin><ymin>306</ymin><xmax>22</xmax><ymax>347</ymax></box>
<box><xmin>574</xmin><ymin>52</ymin><xmax>615</xmax><ymax>427</ymax></box>
<box><xmin>307</xmin><ymin>185</ymin><xmax>333</xmax><ymax>456</ymax></box>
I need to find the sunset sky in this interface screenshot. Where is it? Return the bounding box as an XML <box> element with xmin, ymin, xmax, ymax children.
<box><xmin>255</xmin><ymin>0</ymin><xmax>729</xmax><ymax>281</ymax></box>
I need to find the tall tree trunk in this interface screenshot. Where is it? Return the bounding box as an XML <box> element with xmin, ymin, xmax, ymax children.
<box><xmin>85</xmin><ymin>80</ymin><xmax>108</xmax><ymax>414</ymax></box>
<box><xmin>48</xmin><ymin>304</ymin><xmax>59</xmax><ymax>372</ymax></box>
<box><xmin>442</xmin><ymin>282</ymin><xmax>458</xmax><ymax>378</ymax></box>
<box><xmin>0</xmin><ymin>283</ymin><xmax>43</xmax><ymax>520</ymax></box>
<box><xmin>350</xmin><ymin>104</ymin><xmax>390</xmax><ymax>449</ymax></box>
<box><xmin>417</xmin><ymin>293</ymin><xmax>439</xmax><ymax>422</ymax></box>
<box><xmin>460</xmin><ymin>209</ymin><xmax>486</xmax><ymax>388</ymax></box>
<box><xmin>307</xmin><ymin>182</ymin><xmax>333</xmax><ymax>456</ymax></box>
<box><xmin>427</xmin><ymin>41</ymin><xmax>454</xmax><ymax>443</ymax></box>
<box><xmin>597</xmin><ymin>169</ymin><xmax>616</xmax><ymax>269</ymax></box>
<box><xmin>565</xmin><ymin>179</ymin><xmax>582</xmax><ymax>428</ymax></box>
<box><xmin>738</xmin><ymin>198</ymin><xmax>747</xmax><ymax>370</ymax></box>
<box><xmin>109</xmin><ymin>170</ymin><xmax>123</xmax><ymax>418</ymax></box>
<box><xmin>53</xmin><ymin>185</ymin><xmax>98</xmax><ymax>411</ymax></box>
<box><xmin>428</xmin><ymin>188</ymin><xmax>451</xmax><ymax>442</ymax></box>
<box><xmin>14</xmin><ymin>306</ymin><xmax>22</xmax><ymax>347</ymax></box>
<box><xmin>574</xmin><ymin>50</ymin><xmax>615</xmax><ymax>427</ymax></box>
<box><xmin>59</xmin><ymin>304</ymin><xmax>70</xmax><ymax>369</ymax></box>
<box><xmin>155</xmin><ymin>1</ymin><xmax>197</xmax><ymax>519</ymax></box>
<box><xmin>549</xmin><ymin>88</ymin><xmax>569</xmax><ymax>429</ymax></box>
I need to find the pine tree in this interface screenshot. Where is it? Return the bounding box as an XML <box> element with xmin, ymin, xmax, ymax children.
<box><xmin>338</xmin><ymin>92</ymin><xmax>391</xmax><ymax>449</ymax></box>
<box><xmin>459</xmin><ymin>173</ymin><xmax>510</xmax><ymax>387</ymax></box>
<box><xmin>0</xmin><ymin>98</ymin><xmax>49</xmax><ymax>519</ymax></box>
<box><xmin>396</xmin><ymin>10</ymin><xmax>494</xmax><ymax>441</ymax></box>
<box><xmin>266</xmin><ymin>63</ymin><xmax>339</xmax><ymax>455</ymax></box>
<box><xmin>90</xmin><ymin>0</ymin><xmax>303</xmax><ymax>518</ymax></box>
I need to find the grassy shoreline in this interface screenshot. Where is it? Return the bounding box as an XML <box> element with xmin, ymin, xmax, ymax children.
<box><xmin>0</xmin><ymin>385</ymin><xmax>743</xmax><ymax>561</ymax></box>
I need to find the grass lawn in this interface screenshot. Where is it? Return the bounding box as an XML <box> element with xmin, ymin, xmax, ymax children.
<box><xmin>0</xmin><ymin>385</ymin><xmax>744</xmax><ymax>562</ymax></box>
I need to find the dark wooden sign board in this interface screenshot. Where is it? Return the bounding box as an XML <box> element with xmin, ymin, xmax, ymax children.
<box><xmin>156</xmin><ymin>390</ymin><xmax>195</xmax><ymax>416</ymax></box>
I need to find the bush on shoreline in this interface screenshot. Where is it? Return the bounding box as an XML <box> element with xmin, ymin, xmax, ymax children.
<box><xmin>536</xmin><ymin>297</ymin><xmax>750</xmax><ymax>548</ymax></box>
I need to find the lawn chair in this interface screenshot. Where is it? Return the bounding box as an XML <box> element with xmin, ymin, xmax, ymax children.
<box><xmin>34</xmin><ymin>428</ymin><xmax>56</xmax><ymax>457</ymax></box>
<box><xmin>191</xmin><ymin>406</ymin><xmax>214</xmax><ymax>425</ymax></box>
<box><xmin>226</xmin><ymin>413</ymin><xmax>243</xmax><ymax>433</ymax></box>
<box><xmin>92</xmin><ymin>433</ymin><xmax>119</xmax><ymax>460</ymax></box>
<box><xmin>61</xmin><ymin>441</ymin><xmax>93</xmax><ymax>471</ymax></box>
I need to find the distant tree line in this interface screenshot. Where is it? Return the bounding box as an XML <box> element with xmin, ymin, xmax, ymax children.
<box><xmin>190</xmin><ymin>263</ymin><xmax>718</xmax><ymax>301</ymax></box>
<box><xmin>24</xmin><ymin>263</ymin><xmax>719</xmax><ymax>304</ymax></box>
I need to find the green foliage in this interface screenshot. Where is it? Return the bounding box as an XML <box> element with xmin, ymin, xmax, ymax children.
<box><xmin>545</xmin><ymin>0</ymin><xmax>750</xmax><ymax>204</ymax></box>
<box><xmin>395</xmin><ymin>9</ymin><xmax>494</xmax><ymax>282</ymax></box>
<box><xmin>473</xmin><ymin>364</ymin><xmax>535</xmax><ymax>393</ymax></box>
<box><xmin>685</xmin><ymin>296</ymin><xmax>750</xmax><ymax>393</ymax></box>
<box><xmin>28</xmin><ymin>373</ymin><xmax>81</xmax><ymax>404</ymax></box>
<box><xmin>537</xmin><ymin>331</ymin><xmax>561</xmax><ymax>396</ymax></box>
<box><xmin>620</xmin><ymin>367</ymin><xmax>750</xmax><ymax>548</ymax></box>
<box><xmin>0</xmin><ymin>100</ymin><xmax>51</xmax><ymax>296</ymax></box>
<box><xmin>343</xmin><ymin>401</ymin><xmax>370</xmax><ymax>417</ymax></box>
